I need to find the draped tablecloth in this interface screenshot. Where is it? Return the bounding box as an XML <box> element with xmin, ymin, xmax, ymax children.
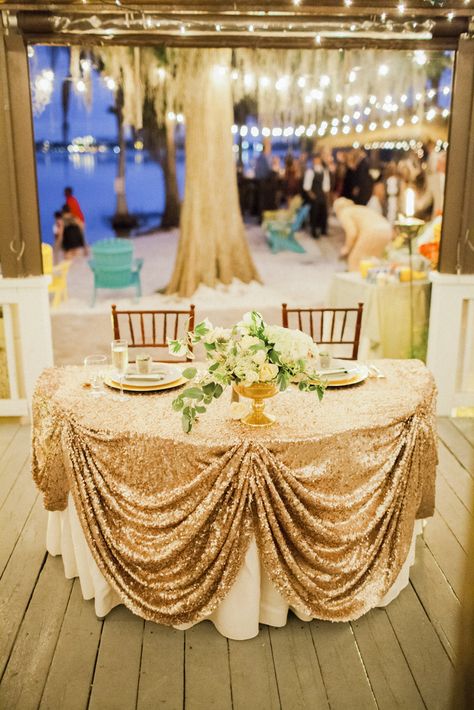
<box><xmin>32</xmin><ymin>360</ymin><xmax>437</xmax><ymax>639</ymax></box>
<box><xmin>328</xmin><ymin>272</ymin><xmax>431</xmax><ymax>361</ymax></box>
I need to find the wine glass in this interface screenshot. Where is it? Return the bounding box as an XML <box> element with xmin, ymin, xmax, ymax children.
<box><xmin>83</xmin><ymin>355</ymin><xmax>108</xmax><ymax>396</ymax></box>
<box><xmin>111</xmin><ymin>339</ymin><xmax>129</xmax><ymax>400</ymax></box>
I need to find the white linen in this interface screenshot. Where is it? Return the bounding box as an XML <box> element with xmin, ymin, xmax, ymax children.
<box><xmin>47</xmin><ymin>495</ymin><xmax>423</xmax><ymax>640</ymax></box>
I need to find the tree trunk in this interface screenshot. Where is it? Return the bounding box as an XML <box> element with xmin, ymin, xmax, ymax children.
<box><xmin>115</xmin><ymin>86</ymin><xmax>129</xmax><ymax>218</ymax></box>
<box><xmin>166</xmin><ymin>49</ymin><xmax>259</xmax><ymax>297</ymax></box>
<box><xmin>161</xmin><ymin>115</ymin><xmax>180</xmax><ymax>229</ymax></box>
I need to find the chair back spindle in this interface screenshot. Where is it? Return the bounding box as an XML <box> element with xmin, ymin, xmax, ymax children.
<box><xmin>111</xmin><ymin>305</ymin><xmax>195</xmax><ymax>362</ymax></box>
<box><xmin>281</xmin><ymin>303</ymin><xmax>364</xmax><ymax>360</ymax></box>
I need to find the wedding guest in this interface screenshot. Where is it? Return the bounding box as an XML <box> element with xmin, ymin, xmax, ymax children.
<box><xmin>303</xmin><ymin>153</ymin><xmax>329</xmax><ymax>238</ymax></box>
<box><xmin>255</xmin><ymin>140</ymin><xmax>274</xmax><ymax>220</ymax></box>
<box><xmin>384</xmin><ymin>162</ymin><xmax>399</xmax><ymax>224</ymax></box>
<box><xmin>64</xmin><ymin>186</ymin><xmax>85</xmax><ymax>231</ymax></box>
<box><xmin>350</xmin><ymin>149</ymin><xmax>373</xmax><ymax>205</ymax></box>
<box><xmin>59</xmin><ymin>206</ymin><xmax>87</xmax><ymax>259</ymax></box>
<box><xmin>283</xmin><ymin>153</ymin><xmax>302</xmax><ymax>199</ymax></box>
<box><xmin>333</xmin><ymin>151</ymin><xmax>347</xmax><ymax>199</ymax></box>
<box><xmin>334</xmin><ymin>197</ymin><xmax>392</xmax><ymax>271</ymax></box>
<box><xmin>366</xmin><ymin>181</ymin><xmax>386</xmax><ymax>216</ymax></box>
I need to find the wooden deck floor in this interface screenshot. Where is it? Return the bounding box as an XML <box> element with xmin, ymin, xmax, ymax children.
<box><xmin>0</xmin><ymin>417</ymin><xmax>472</xmax><ymax>710</ymax></box>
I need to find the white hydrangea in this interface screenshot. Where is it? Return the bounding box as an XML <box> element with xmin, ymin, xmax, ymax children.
<box><xmin>265</xmin><ymin>325</ymin><xmax>318</xmax><ymax>364</ymax></box>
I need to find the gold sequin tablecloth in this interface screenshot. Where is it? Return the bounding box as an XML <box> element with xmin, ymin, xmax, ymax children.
<box><xmin>32</xmin><ymin>360</ymin><xmax>437</xmax><ymax>636</ymax></box>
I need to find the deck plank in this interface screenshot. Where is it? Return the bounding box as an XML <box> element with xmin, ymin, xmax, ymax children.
<box><xmin>39</xmin><ymin>580</ymin><xmax>103</xmax><ymax>710</ymax></box>
<box><xmin>137</xmin><ymin>622</ymin><xmax>184</xmax><ymax>710</ymax></box>
<box><xmin>308</xmin><ymin>621</ymin><xmax>377</xmax><ymax>710</ymax></box>
<box><xmin>409</xmin><ymin>537</ymin><xmax>461</xmax><ymax>663</ymax></box>
<box><xmin>438</xmin><ymin>440</ymin><xmax>474</xmax><ymax>514</ymax></box>
<box><xmin>229</xmin><ymin>626</ymin><xmax>280</xmax><ymax>710</ymax></box>
<box><xmin>185</xmin><ymin>622</ymin><xmax>232</xmax><ymax>710</ymax></box>
<box><xmin>437</xmin><ymin>419</ymin><xmax>474</xmax><ymax>477</ymax></box>
<box><xmin>423</xmin><ymin>511</ymin><xmax>467</xmax><ymax>600</ymax></box>
<box><xmin>0</xmin><ymin>555</ymin><xmax>73</xmax><ymax>710</ymax></box>
<box><xmin>385</xmin><ymin>584</ymin><xmax>454</xmax><ymax>709</ymax></box>
<box><xmin>269</xmin><ymin>614</ymin><xmax>329</xmax><ymax>710</ymax></box>
<box><xmin>435</xmin><ymin>474</ymin><xmax>472</xmax><ymax>552</ymax></box>
<box><xmin>351</xmin><ymin>607</ymin><xmax>425</xmax><ymax>709</ymax></box>
<box><xmin>0</xmin><ymin>459</ymin><xmax>38</xmax><ymax>575</ymax></box>
<box><xmin>451</xmin><ymin>417</ymin><xmax>474</xmax><ymax>445</ymax></box>
<box><xmin>88</xmin><ymin>606</ymin><xmax>144</xmax><ymax>710</ymax></box>
<box><xmin>0</xmin><ymin>496</ymin><xmax>48</xmax><ymax>677</ymax></box>
<box><xmin>0</xmin><ymin>425</ymin><xmax>31</xmax><ymax>508</ymax></box>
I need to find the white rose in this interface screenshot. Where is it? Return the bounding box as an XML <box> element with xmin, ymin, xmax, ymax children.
<box><xmin>230</xmin><ymin>401</ymin><xmax>249</xmax><ymax>420</ymax></box>
<box><xmin>252</xmin><ymin>349</ymin><xmax>267</xmax><ymax>365</ymax></box>
<box><xmin>259</xmin><ymin>362</ymin><xmax>279</xmax><ymax>382</ymax></box>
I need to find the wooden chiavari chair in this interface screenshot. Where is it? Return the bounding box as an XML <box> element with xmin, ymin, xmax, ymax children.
<box><xmin>111</xmin><ymin>304</ymin><xmax>195</xmax><ymax>362</ymax></box>
<box><xmin>282</xmin><ymin>302</ymin><xmax>364</xmax><ymax>360</ymax></box>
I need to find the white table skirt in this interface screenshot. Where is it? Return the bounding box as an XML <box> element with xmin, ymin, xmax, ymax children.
<box><xmin>47</xmin><ymin>495</ymin><xmax>423</xmax><ymax>641</ymax></box>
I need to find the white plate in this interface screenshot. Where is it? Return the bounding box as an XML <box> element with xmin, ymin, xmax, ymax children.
<box><xmin>317</xmin><ymin>358</ymin><xmax>360</xmax><ymax>381</ymax></box>
<box><xmin>119</xmin><ymin>363</ymin><xmax>183</xmax><ymax>387</ymax></box>
<box><xmin>323</xmin><ymin>364</ymin><xmax>369</xmax><ymax>388</ymax></box>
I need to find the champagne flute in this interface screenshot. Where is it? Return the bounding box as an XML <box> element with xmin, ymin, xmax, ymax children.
<box><xmin>84</xmin><ymin>354</ymin><xmax>107</xmax><ymax>396</ymax></box>
<box><xmin>111</xmin><ymin>339</ymin><xmax>129</xmax><ymax>399</ymax></box>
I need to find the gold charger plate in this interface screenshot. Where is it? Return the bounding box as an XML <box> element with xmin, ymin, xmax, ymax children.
<box><xmin>323</xmin><ymin>365</ymin><xmax>369</xmax><ymax>388</ymax></box>
<box><xmin>104</xmin><ymin>375</ymin><xmax>187</xmax><ymax>393</ymax></box>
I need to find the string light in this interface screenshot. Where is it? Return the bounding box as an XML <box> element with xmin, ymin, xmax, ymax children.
<box><xmin>180</xmin><ymin>25</ymin><xmax>186</xmax><ymax>34</ymax></box>
<box><xmin>320</xmin><ymin>74</ymin><xmax>331</xmax><ymax>87</ymax></box>
<box><xmin>248</xmin><ymin>24</ymin><xmax>255</xmax><ymax>33</ymax></box>
<box><xmin>378</xmin><ymin>64</ymin><xmax>389</xmax><ymax>76</ymax></box>
<box><xmin>76</xmin><ymin>79</ymin><xmax>86</xmax><ymax>93</ymax></box>
<box><xmin>348</xmin><ymin>70</ymin><xmax>357</xmax><ymax>83</ymax></box>
<box><xmin>381</xmin><ymin>13</ymin><xmax>387</xmax><ymax>22</ymax></box>
<box><xmin>215</xmin><ymin>24</ymin><xmax>221</xmax><ymax>32</ymax></box>
<box><xmin>314</xmin><ymin>34</ymin><xmax>321</xmax><ymax>45</ymax></box>
<box><xmin>397</xmin><ymin>3</ymin><xmax>405</xmax><ymax>14</ymax></box>
<box><xmin>292</xmin><ymin>0</ymin><xmax>301</xmax><ymax>5</ymax></box>
<box><xmin>27</xmin><ymin>46</ymin><xmax>35</xmax><ymax>58</ymax></box>
<box><xmin>414</xmin><ymin>50</ymin><xmax>427</xmax><ymax>66</ymax></box>
<box><xmin>105</xmin><ymin>77</ymin><xmax>116</xmax><ymax>90</ymax></box>
<box><xmin>344</xmin><ymin>0</ymin><xmax>353</xmax><ymax>6</ymax></box>
<box><xmin>297</xmin><ymin>76</ymin><xmax>306</xmax><ymax>88</ymax></box>
<box><xmin>447</xmin><ymin>12</ymin><xmax>455</xmax><ymax>22</ymax></box>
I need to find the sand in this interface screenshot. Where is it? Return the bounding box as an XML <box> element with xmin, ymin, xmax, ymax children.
<box><xmin>51</xmin><ymin>220</ymin><xmax>346</xmax><ymax>365</ymax></box>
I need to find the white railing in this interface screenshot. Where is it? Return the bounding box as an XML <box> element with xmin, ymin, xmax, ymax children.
<box><xmin>0</xmin><ymin>276</ymin><xmax>53</xmax><ymax>418</ymax></box>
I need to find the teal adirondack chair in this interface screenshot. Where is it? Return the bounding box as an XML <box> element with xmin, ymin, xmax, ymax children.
<box><xmin>88</xmin><ymin>238</ymin><xmax>143</xmax><ymax>306</ymax></box>
<box><xmin>266</xmin><ymin>203</ymin><xmax>310</xmax><ymax>254</ymax></box>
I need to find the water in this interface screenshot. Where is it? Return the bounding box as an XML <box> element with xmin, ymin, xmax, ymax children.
<box><xmin>36</xmin><ymin>149</ymin><xmax>185</xmax><ymax>245</ymax></box>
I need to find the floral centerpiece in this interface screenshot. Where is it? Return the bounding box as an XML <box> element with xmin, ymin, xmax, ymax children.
<box><xmin>168</xmin><ymin>311</ymin><xmax>324</xmax><ymax>433</ymax></box>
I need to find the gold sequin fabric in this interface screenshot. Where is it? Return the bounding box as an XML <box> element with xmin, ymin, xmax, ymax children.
<box><xmin>32</xmin><ymin>360</ymin><xmax>437</xmax><ymax>624</ymax></box>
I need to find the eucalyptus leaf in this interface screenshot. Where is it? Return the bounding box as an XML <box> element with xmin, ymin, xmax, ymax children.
<box><xmin>182</xmin><ymin>367</ymin><xmax>197</xmax><ymax>379</ymax></box>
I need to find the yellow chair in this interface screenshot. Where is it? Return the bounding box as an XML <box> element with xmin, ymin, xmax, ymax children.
<box><xmin>262</xmin><ymin>194</ymin><xmax>303</xmax><ymax>226</ymax></box>
<box><xmin>42</xmin><ymin>243</ymin><xmax>71</xmax><ymax>308</ymax></box>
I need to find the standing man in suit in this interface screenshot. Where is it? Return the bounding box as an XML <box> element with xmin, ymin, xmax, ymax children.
<box><xmin>303</xmin><ymin>153</ymin><xmax>329</xmax><ymax>238</ymax></box>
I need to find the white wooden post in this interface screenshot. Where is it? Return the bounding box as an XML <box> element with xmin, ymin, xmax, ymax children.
<box><xmin>0</xmin><ymin>276</ymin><xmax>53</xmax><ymax>417</ymax></box>
<box><xmin>427</xmin><ymin>272</ymin><xmax>474</xmax><ymax>415</ymax></box>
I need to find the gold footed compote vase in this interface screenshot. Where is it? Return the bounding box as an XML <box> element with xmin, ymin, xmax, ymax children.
<box><xmin>233</xmin><ymin>382</ymin><xmax>279</xmax><ymax>427</ymax></box>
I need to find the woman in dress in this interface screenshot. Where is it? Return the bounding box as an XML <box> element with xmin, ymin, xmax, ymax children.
<box><xmin>58</xmin><ymin>206</ymin><xmax>87</xmax><ymax>259</ymax></box>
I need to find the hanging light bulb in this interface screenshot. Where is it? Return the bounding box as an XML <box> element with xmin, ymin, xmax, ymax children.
<box><xmin>380</xmin><ymin>12</ymin><xmax>387</xmax><ymax>22</ymax></box>
<box><xmin>378</xmin><ymin>64</ymin><xmax>389</xmax><ymax>76</ymax></box>
<box><xmin>105</xmin><ymin>77</ymin><xmax>116</xmax><ymax>91</ymax></box>
<box><xmin>426</xmin><ymin>108</ymin><xmax>436</xmax><ymax>121</ymax></box>
<box><xmin>383</xmin><ymin>120</ymin><xmax>391</xmax><ymax>129</ymax></box>
<box><xmin>215</xmin><ymin>24</ymin><xmax>221</xmax><ymax>32</ymax></box>
<box><xmin>369</xmin><ymin>122</ymin><xmax>377</xmax><ymax>131</ymax></box>
<box><xmin>447</xmin><ymin>12</ymin><xmax>455</xmax><ymax>21</ymax></box>
<box><xmin>275</xmin><ymin>75</ymin><xmax>290</xmax><ymax>91</ymax></box>
<box><xmin>244</xmin><ymin>73</ymin><xmax>254</xmax><ymax>90</ymax></box>
<box><xmin>314</xmin><ymin>34</ymin><xmax>322</xmax><ymax>45</ymax></box>
<box><xmin>400</xmin><ymin>94</ymin><xmax>408</xmax><ymax>103</ymax></box>
<box><xmin>231</xmin><ymin>69</ymin><xmax>239</xmax><ymax>81</ymax></box>
<box><xmin>76</xmin><ymin>79</ymin><xmax>86</xmax><ymax>93</ymax></box>
<box><xmin>331</xmin><ymin>118</ymin><xmax>339</xmax><ymax>126</ymax></box>
<box><xmin>364</xmin><ymin>107</ymin><xmax>371</xmax><ymax>115</ymax></box>
<box><xmin>397</xmin><ymin>3</ymin><xmax>405</xmax><ymax>14</ymax></box>
<box><xmin>355</xmin><ymin>124</ymin><xmax>363</xmax><ymax>133</ymax></box>
<box><xmin>27</xmin><ymin>46</ymin><xmax>35</xmax><ymax>58</ymax></box>
<box><xmin>250</xmin><ymin>126</ymin><xmax>259</xmax><ymax>137</ymax></box>
<box><xmin>369</xmin><ymin>95</ymin><xmax>377</xmax><ymax>105</ymax></box>
<box><xmin>320</xmin><ymin>74</ymin><xmax>331</xmax><ymax>88</ymax></box>
<box><xmin>231</xmin><ymin>124</ymin><xmax>238</xmax><ymax>134</ymax></box>
<box><xmin>292</xmin><ymin>0</ymin><xmax>301</xmax><ymax>5</ymax></box>
<box><xmin>240</xmin><ymin>125</ymin><xmax>248</xmax><ymax>137</ymax></box>
<box><xmin>180</xmin><ymin>25</ymin><xmax>186</xmax><ymax>34</ymax></box>
<box><xmin>297</xmin><ymin>76</ymin><xmax>306</xmax><ymax>88</ymax></box>
<box><xmin>342</xmin><ymin>125</ymin><xmax>351</xmax><ymax>134</ymax></box>
<box><xmin>348</xmin><ymin>70</ymin><xmax>357</xmax><ymax>83</ymax></box>
<box><xmin>330</xmin><ymin>126</ymin><xmax>338</xmax><ymax>136</ymax></box>
<box><xmin>411</xmin><ymin>115</ymin><xmax>419</xmax><ymax>124</ymax></box>
<box><xmin>396</xmin><ymin>117</ymin><xmax>405</xmax><ymax>127</ymax></box>
<box><xmin>335</xmin><ymin>93</ymin><xmax>342</xmax><ymax>103</ymax></box>
<box><xmin>259</xmin><ymin>76</ymin><xmax>270</xmax><ymax>88</ymax></box>
<box><xmin>248</xmin><ymin>24</ymin><xmax>255</xmax><ymax>33</ymax></box>
<box><xmin>413</xmin><ymin>50</ymin><xmax>427</xmax><ymax>66</ymax></box>
<box><xmin>344</xmin><ymin>0</ymin><xmax>352</xmax><ymax>6</ymax></box>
